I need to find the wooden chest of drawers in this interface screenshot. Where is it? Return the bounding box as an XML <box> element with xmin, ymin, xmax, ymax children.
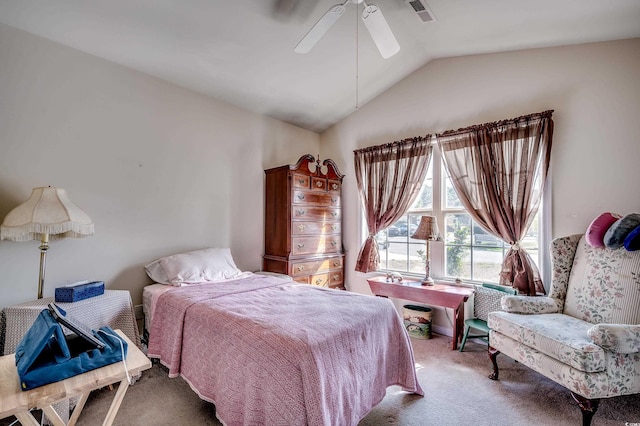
<box><xmin>263</xmin><ymin>154</ymin><xmax>345</xmax><ymax>289</ymax></box>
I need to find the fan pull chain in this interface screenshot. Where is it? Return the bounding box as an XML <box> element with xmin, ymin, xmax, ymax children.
<box><xmin>355</xmin><ymin>2</ymin><xmax>359</xmax><ymax>111</ymax></box>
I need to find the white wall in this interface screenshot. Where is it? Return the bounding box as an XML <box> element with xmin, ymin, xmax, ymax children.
<box><xmin>321</xmin><ymin>39</ymin><xmax>640</xmax><ymax>327</ymax></box>
<box><xmin>0</xmin><ymin>23</ymin><xmax>319</xmax><ymax>308</ymax></box>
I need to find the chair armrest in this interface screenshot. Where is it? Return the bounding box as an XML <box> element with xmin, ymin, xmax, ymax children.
<box><xmin>500</xmin><ymin>296</ymin><xmax>560</xmax><ymax>314</ymax></box>
<box><xmin>587</xmin><ymin>324</ymin><xmax>640</xmax><ymax>354</ymax></box>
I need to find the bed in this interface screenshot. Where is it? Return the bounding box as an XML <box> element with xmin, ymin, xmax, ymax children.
<box><xmin>144</xmin><ymin>248</ymin><xmax>423</xmax><ymax>426</ymax></box>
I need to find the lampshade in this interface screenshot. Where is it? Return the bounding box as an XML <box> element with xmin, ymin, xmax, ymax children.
<box><xmin>1</xmin><ymin>187</ymin><xmax>94</xmax><ymax>242</ymax></box>
<box><xmin>411</xmin><ymin>216</ymin><xmax>439</xmax><ymax>241</ymax></box>
<box><xmin>1</xmin><ymin>187</ymin><xmax>94</xmax><ymax>299</ymax></box>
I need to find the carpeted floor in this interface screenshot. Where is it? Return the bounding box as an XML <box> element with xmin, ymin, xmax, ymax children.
<box><xmin>4</xmin><ymin>334</ymin><xmax>639</xmax><ymax>425</ymax></box>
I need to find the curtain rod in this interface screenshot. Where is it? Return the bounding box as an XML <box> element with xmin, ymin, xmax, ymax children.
<box><xmin>353</xmin><ymin>135</ymin><xmax>431</xmax><ymax>154</ymax></box>
<box><xmin>353</xmin><ymin>109</ymin><xmax>554</xmax><ymax>154</ymax></box>
<box><xmin>436</xmin><ymin>110</ymin><xmax>554</xmax><ymax>138</ymax></box>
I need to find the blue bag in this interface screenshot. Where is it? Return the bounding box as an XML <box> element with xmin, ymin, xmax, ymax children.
<box><xmin>15</xmin><ymin>309</ymin><xmax>127</xmax><ymax>391</ymax></box>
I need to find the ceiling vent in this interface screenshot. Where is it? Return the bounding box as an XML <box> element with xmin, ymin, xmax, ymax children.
<box><xmin>405</xmin><ymin>0</ymin><xmax>437</xmax><ymax>23</ymax></box>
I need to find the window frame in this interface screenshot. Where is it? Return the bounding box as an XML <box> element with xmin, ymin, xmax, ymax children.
<box><xmin>370</xmin><ymin>142</ymin><xmax>551</xmax><ymax>288</ymax></box>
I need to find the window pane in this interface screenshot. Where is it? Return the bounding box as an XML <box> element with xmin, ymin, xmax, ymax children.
<box><xmin>376</xmin><ymin>231</ymin><xmax>389</xmax><ymax>269</ymax></box>
<box><xmin>407</xmin><ymin>214</ymin><xmax>421</xmax><ymax>241</ymax></box>
<box><xmin>409</xmin><ymin>243</ymin><xmax>426</xmax><ymax>275</ymax></box>
<box><xmin>445</xmin><ymin>174</ymin><xmax>462</xmax><ymax>208</ymax></box>
<box><xmin>472</xmin><ymin>247</ymin><xmax>503</xmax><ymax>282</ymax></box>
<box><xmin>445</xmin><ymin>213</ymin><xmax>471</xmax><ymax>279</ymax></box>
<box><xmin>387</xmin><ymin>242</ymin><xmax>408</xmax><ymax>271</ymax></box>
<box><xmin>472</xmin><ymin>225</ymin><xmax>504</xmax><ymax>247</ymax></box>
<box><xmin>445</xmin><ymin>214</ymin><xmax>471</xmax><ymax>245</ymax></box>
<box><xmin>447</xmin><ymin>246</ymin><xmax>470</xmax><ymax>278</ymax></box>
<box><xmin>411</xmin><ymin>158</ymin><xmax>433</xmax><ymax>210</ymax></box>
<box><xmin>388</xmin><ymin>216</ymin><xmax>409</xmax><ymax>238</ymax></box>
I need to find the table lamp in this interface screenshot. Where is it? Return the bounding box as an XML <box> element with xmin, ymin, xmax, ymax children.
<box><xmin>411</xmin><ymin>215</ymin><xmax>441</xmax><ymax>285</ymax></box>
<box><xmin>0</xmin><ymin>187</ymin><xmax>94</xmax><ymax>299</ymax></box>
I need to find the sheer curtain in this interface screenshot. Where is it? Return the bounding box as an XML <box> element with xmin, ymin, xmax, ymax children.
<box><xmin>436</xmin><ymin>111</ymin><xmax>553</xmax><ymax>295</ymax></box>
<box><xmin>354</xmin><ymin>137</ymin><xmax>433</xmax><ymax>273</ymax></box>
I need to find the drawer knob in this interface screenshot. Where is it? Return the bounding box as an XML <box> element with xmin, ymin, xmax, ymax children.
<box><xmin>331</xmin><ymin>225</ymin><xmax>337</xmax><ymax>230</ymax></box>
<box><xmin>297</xmin><ymin>194</ymin><xmax>305</xmax><ymax>200</ymax></box>
<box><xmin>315</xmin><ymin>278</ymin><xmax>325</xmax><ymax>286</ymax></box>
<box><xmin>331</xmin><ymin>212</ymin><xmax>338</xmax><ymax>217</ymax></box>
<box><xmin>296</xmin><ymin>209</ymin><xmax>305</xmax><ymax>216</ymax></box>
<box><xmin>298</xmin><ymin>224</ymin><xmax>306</xmax><ymax>231</ymax></box>
<box><xmin>298</xmin><ymin>179</ymin><xmax>306</xmax><ymax>185</ymax></box>
<box><xmin>297</xmin><ymin>265</ymin><xmax>305</xmax><ymax>271</ymax></box>
<box><xmin>330</xmin><ymin>241</ymin><xmax>337</xmax><ymax>246</ymax></box>
<box><xmin>331</xmin><ymin>183</ymin><xmax>339</xmax><ymax>190</ymax></box>
<box><xmin>333</xmin><ymin>261</ymin><xmax>340</xmax><ymax>267</ymax></box>
<box><xmin>331</xmin><ymin>198</ymin><xmax>337</xmax><ymax>204</ymax></box>
<box><xmin>316</xmin><ymin>181</ymin><xmax>323</xmax><ymax>187</ymax></box>
<box><xmin>297</xmin><ymin>243</ymin><xmax>305</xmax><ymax>249</ymax></box>
<box><xmin>333</xmin><ymin>274</ymin><xmax>339</xmax><ymax>280</ymax></box>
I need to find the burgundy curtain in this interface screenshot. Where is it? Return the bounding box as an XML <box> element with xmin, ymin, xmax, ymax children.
<box><xmin>354</xmin><ymin>137</ymin><xmax>432</xmax><ymax>273</ymax></box>
<box><xmin>436</xmin><ymin>110</ymin><xmax>553</xmax><ymax>295</ymax></box>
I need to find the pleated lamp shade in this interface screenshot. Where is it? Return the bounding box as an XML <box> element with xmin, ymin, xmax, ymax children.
<box><xmin>1</xmin><ymin>187</ymin><xmax>94</xmax><ymax>242</ymax></box>
<box><xmin>411</xmin><ymin>216</ymin><xmax>439</xmax><ymax>241</ymax></box>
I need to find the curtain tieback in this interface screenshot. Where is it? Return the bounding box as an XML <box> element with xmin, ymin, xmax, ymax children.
<box><xmin>510</xmin><ymin>242</ymin><xmax>521</xmax><ymax>251</ymax></box>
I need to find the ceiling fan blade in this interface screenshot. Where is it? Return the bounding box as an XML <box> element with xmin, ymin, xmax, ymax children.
<box><xmin>295</xmin><ymin>3</ymin><xmax>346</xmax><ymax>54</ymax></box>
<box><xmin>361</xmin><ymin>4</ymin><xmax>400</xmax><ymax>59</ymax></box>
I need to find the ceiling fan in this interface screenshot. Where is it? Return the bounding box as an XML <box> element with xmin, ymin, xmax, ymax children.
<box><xmin>294</xmin><ymin>0</ymin><xmax>400</xmax><ymax>59</ymax></box>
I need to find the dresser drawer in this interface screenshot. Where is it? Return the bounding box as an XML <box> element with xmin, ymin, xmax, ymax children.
<box><xmin>309</xmin><ymin>273</ymin><xmax>330</xmax><ymax>287</ymax></box>
<box><xmin>329</xmin><ymin>270</ymin><xmax>344</xmax><ymax>287</ymax></box>
<box><xmin>292</xmin><ymin>221</ymin><xmax>340</xmax><ymax>235</ymax></box>
<box><xmin>292</xmin><ymin>190</ymin><xmax>340</xmax><ymax>207</ymax></box>
<box><xmin>328</xmin><ymin>179</ymin><xmax>341</xmax><ymax>193</ymax></box>
<box><xmin>292</xmin><ymin>236</ymin><xmax>342</xmax><ymax>255</ymax></box>
<box><xmin>293</xmin><ymin>276</ymin><xmax>310</xmax><ymax>285</ymax></box>
<box><xmin>292</xmin><ymin>207</ymin><xmax>340</xmax><ymax>221</ymax></box>
<box><xmin>310</xmin><ymin>177</ymin><xmax>327</xmax><ymax>191</ymax></box>
<box><xmin>291</xmin><ymin>267</ymin><xmax>343</xmax><ymax>289</ymax></box>
<box><xmin>290</xmin><ymin>256</ymin><xmax>344</xmax><ymax>277</ymax></box>
<box><xmin>292</xmin><ymin>173</ymin><xmax>310</xmax><ymax>189</ymax></box>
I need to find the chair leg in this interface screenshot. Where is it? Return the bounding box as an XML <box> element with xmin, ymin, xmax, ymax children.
<box><xmin>488</xmin><ymin>346</ymin><xmax>500</xmax><ymax>380</ymax></box>
<box><xmin>570</xmin><ymin>392</ymin><xmax>600</xmax><ymax>426</ymax></box>
<box><xmin>459</xmin><ymin>325</ymin><xmax>471</xmax><ymax>352</ymax></box>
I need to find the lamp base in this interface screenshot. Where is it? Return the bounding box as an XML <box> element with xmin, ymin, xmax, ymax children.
<box><xmin>421</xmin><ymin>277</ymin><xmax>434</xmax><ymax>286</ymax></box>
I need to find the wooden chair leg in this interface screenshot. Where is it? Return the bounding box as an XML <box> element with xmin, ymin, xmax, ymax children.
<box><xmin>488</xmin><ymin>346</ymin><xmax>500</xmax><ymax>380</ymax></box>
<box><xmin>570</xmin><ymin>392</ymin><xmax>600</xmax><ymax>426</ymax></box>
<box><xmin>459</xmin><ymin>325</ymin><xmax>471</xmax><ymax>352</ymax></box>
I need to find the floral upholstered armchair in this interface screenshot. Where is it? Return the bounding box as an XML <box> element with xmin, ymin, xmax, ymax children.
<box><xmin>487</xmin><ymin>234</ymin><xmax>640</xmax><ymax>426</ymax></box>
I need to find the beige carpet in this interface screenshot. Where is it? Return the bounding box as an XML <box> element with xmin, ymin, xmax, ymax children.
<box><xmin>4</xmin><ymin>334</ymin><xmax>639</xmax><ymax>425</ymax></box>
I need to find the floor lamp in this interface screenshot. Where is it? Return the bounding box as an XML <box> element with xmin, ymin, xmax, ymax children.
<box><xmin>0</xmin><ymin>187</ymin><xmax>94</xmax><ymax>299</ymax></box>
<box><xmin>411</xmin><ymin>215</ymin><xmax>441</xmax><ymax>286</ymax></box>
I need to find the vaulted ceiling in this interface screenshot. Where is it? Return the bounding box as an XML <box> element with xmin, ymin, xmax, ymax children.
<box><xmin>1</xmin><ymin>0</ymin><xmax>639</xmax><ymax>133</ymax></box>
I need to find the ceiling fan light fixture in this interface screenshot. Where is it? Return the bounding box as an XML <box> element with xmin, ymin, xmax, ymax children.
<box><xmin>361</xmin><ymin>4</ymin><xmax>400</xmax><ymax>58</ymax></box>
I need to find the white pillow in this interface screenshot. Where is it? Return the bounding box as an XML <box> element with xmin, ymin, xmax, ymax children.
<box><xmin>144</xmin><ymin>248</ymin><xmax>242</xmax><ymax>286</ymax></box>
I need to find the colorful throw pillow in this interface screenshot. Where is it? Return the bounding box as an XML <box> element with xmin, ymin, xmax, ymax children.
<box><xmin>585</xmin><ymin>212</ymin><xmax>621</xmax><ymax>247</ymax></box>
<box><xmin>624</xmin><ymin>225</ymin><xmax>640</xmax><ymax>251</ymax></box>
<box><xmin>604</xmin><ymin>213</ymin><xmax>640</xmax><ymax>249</ymax></box>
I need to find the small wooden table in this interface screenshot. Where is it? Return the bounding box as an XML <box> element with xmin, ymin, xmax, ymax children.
<box><xmin>367</xmin><ymin>276</ymin><xmax>473</xmax><ymax>350</ymax></box>
<box><xmin>0</xmin><ymin>330</ymin><xmax>151</xmax><ymax>426</ymax></box>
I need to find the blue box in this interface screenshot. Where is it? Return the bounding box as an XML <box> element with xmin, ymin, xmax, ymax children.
<box><xmin>55</xmin><ymin>281</ymin><xmax>105</xmax><ymax>303</ymax></box>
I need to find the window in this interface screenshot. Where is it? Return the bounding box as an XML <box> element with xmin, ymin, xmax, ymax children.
<box><xmin>376</xmin><ymin>144</ymin><xmax>543</xmax><ymax>284</ymax></box>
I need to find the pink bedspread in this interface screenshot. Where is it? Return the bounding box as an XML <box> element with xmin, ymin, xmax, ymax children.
<box><xmin>148</xmin><ymin>274</ymin><xmax>422</xmax><ymax>426</ymax></box>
